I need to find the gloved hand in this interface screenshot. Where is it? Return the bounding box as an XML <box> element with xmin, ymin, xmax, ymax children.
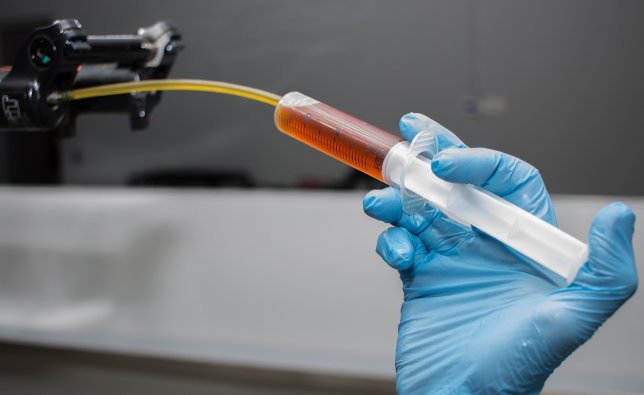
<box><xmin>363</xmin><ymin>113</ymin><xmax>638</xmax><ymax>395</ymax></box>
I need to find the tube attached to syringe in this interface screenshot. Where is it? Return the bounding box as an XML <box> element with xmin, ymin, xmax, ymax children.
<box><xmin>275</xmin><ymin>91</ymin><xmax>588</xmax><ymax>283</ymax></box>
<box><xmin>55</xmin><ymin>80</ymin><xmax>588</xmax><ymax>283</ymax></box>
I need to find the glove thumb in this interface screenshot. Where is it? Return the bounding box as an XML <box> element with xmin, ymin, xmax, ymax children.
<box><xmin>566</xmin><ymin>202</ymin><xmax>637</xmax><ymax>317</ymax></box>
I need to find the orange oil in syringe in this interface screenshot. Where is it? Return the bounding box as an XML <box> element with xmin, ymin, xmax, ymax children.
<box><xmin>274</xmin><ymin>92</ymin><xmax>404</xmax><ymax>182</ymax></box>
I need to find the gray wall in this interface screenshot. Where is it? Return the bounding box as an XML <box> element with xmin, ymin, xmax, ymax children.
<box><xmin>5</xmin><ymin>1</ymin><xmax>644</xmax><ymax>194</ymax></box>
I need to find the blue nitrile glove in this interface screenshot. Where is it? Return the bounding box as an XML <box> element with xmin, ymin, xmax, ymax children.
<box><xmin>363</xmin><ymin>113</ymin><xmax>638</xmax><ymax>395</ymax></box>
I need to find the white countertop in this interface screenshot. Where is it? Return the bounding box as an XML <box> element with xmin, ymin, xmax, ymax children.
<box><xmin>0</xmin><ymin>187</ymin><xmax>640</xmax><ymax>393</ymax></box>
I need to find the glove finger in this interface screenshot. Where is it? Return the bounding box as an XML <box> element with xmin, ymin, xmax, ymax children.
<box><xmin>364</xmin><ymin>187</ymin><xmax>438</xmax><ymax>233</ymax></box>
<box><xmin>364</xmin><ymin>187</ymin><xmax>471</xmax><ymax>253</ymax></box>
<box><xmin>431</xmin><ymin>147</ymin><xmax>557</xmax><ymax>224</ymax></box>
<box><xmin>376</xmin><ymin>227</ymin><xmax>428</xmax><ymax>271</ymax></box>
<box><xmin>399</xmin><ymin>113</ymin><xmax>467</xmax><ymax>150</ymax></box>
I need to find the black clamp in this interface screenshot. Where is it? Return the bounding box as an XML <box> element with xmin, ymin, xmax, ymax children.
<box><xmin>0</xmin><ymin>19</ymin><xmax>183</xmax><ymax>137</ymax></box>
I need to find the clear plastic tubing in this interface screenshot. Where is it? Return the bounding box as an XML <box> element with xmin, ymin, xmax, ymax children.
<box><xmin>275</xmin><ymin>91</ymin><xmax>588</xmax><ymax>284</ymax></box>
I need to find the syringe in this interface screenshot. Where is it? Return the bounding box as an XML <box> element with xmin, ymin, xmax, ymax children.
<box><xmin>53</xmin><ymin>80</ymin><xmax>589</xmax><ymax>284</ymax></box>
<box><xmin>275</xmin><ymin>92</ymin><xmax>588</xmax><ymax>283</ymax></box>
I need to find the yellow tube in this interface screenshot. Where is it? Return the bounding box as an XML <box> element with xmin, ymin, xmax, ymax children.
<box><xmin>50</xmin><ymin>79</ymin><xmax>281</xmax><ymax>107</ymax></box>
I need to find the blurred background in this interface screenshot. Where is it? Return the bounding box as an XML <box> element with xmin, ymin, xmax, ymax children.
<box><xmin>0</xmin><ymin>1</ymin><xmax>642</xmax><ymax>394</ymax></box>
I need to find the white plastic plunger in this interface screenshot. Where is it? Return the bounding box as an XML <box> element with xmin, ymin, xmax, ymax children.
<box><xmin>383</xmin><ymin>129</ymin><xmax>588</xmax><ymax>284</ymax></box>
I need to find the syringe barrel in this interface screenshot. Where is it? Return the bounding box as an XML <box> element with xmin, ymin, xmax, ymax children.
<box><xmin>274</xmin><ymin>92</ymin><xmax>403</xmax><ymax>182</ymax></box>
<box><xmin>274</xmin><ymin>91</ymin><xmax>588</xmax><ymax>284</ymax></box>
